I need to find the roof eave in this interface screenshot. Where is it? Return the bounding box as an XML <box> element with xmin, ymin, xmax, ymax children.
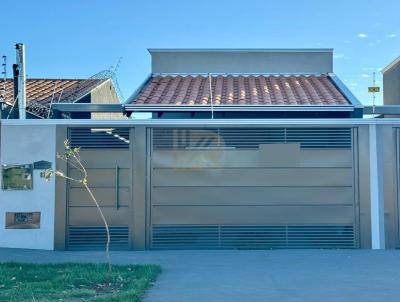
<box><xmin>124</xmin><ymin>74</ymin><xmax>152</xmax><ymax>105</ymax></box>
<box><xmin>328</xmin><ymin>73</ymin><xmax>363</xmax><ymax>107</ymax></box>
<box><xmin>124</xmin><ymin>104</ymin><xmax>355</xmax><ymax>112</ymax></box>
<box><xmin>381</xmin><ymin>56</ymin><xmax>400</xmax><ymax>73</ymax></box>
<box><xmin>72</xmin><ymin>78</ymin><xmax>110</xmax><ymax>104</ymax></box>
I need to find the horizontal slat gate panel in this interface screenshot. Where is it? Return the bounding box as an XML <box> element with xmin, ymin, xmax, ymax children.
<box><xmin>151</xmin><ymin>187</ymin><xmax>354</xmax><ymax>206</ymax></box>
<box><xmin>68</xmin><ymin>226</ymin><xmax>129</xmax><ymax>250</ymax></box>
<box><xmin>153</xmin><ymin>128</ymin><xmax>352</xmax><ymax>150</ymax></box>
<box><xmin>153</xmin><ymin>168</ymin><xmax>353</xmax><ymax>187</ymax></box>
<box><xmin>69</xmin><ymin>207</ymin><xmax>131</xmax><ymax>225</ymax></box>
<box><xmin>152</xmin><ymin>149</ymin><xmax>353</xmax><ymax>168</ymax></box>
<box><xmin>152</xmin><ymin>206</ymin><xmax>355</xmax><ymax>225</ymax></box>
<box><xmin>77</xmin><ymin>150</ymin><xmax>131</xmax><ymax>167</ymax></box>
<box><xmin>69</xmin><ymin>168</ymin><xmax>130</xmax><ymax>187</ymax></box>
<box><xmin>69</xmin><ymin>128</ymin><xmax>130</xmax><ymax>149</ymax></box>
<box><xmin>66</xmin><ymin>128</ymin><xmax>133</xmax><ymax>251</ymax></box>
<box><xmin>152</xmin><ymin>225</ymin><xmax>355</xmax><ymax>249</ymax></box>
<box><xmin>150</xmin><ymin>127</ymin><xmax>356</xmax><ymax>250</ymax></box>
<box><xmin>69</xmin><ymin>188</ymin><xmax>130</xmax><ymax>207</ymax></box>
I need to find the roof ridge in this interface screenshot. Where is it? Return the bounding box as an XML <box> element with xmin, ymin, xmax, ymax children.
<box><xmin>3</xmin><ymin>78</ymin><xmax>105</xmax><ymax>81</ymax></box>
<box><xmin>152</xmin><ymin>73</ymin><xmax>328</xmax><ymax>77</ymax></box>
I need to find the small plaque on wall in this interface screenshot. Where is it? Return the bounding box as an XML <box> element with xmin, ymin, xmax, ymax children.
<box><xmin>5</xmin><ymin>212</ymin><xmax>41</xmax><ymax>229</ymax></box>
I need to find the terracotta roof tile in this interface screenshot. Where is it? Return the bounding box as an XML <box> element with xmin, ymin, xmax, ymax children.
<box><xmin>0</xmin><ymin>78</ymin><xmax>107</xmax><ymax>117</ymax></box>
<box><xmin>130</xmin><ymin>74</ymin><xmax>350</xmax><ymax>106</ymax></box>
<box><xmin>0</xmin><ymin>78</ymin><xmax>106</xmax><ymax>105</ymax></box>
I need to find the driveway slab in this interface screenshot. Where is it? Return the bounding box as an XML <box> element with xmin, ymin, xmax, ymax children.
<box><xmin>0</xmin><ymin>249</ymin><xmax>399</xmax><ymax>302</ymax></box>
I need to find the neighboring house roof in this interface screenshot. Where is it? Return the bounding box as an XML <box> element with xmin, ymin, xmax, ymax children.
<box><xmin>382</xmin><ymin>56</ymin><xmax>400</xmax><ymax>73</ymax></box>
<box><xmin>0</xmin><ymin>78</ymin><xmax>107</xmax><ymax>118</ymax></box>
<box><xmin>129</xmin><ymin>74</ymin><xmax>350</xmax><ymax>106</ymax></box>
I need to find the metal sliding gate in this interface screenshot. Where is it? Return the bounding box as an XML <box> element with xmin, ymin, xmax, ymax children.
<box><xmin>150</xmin><ymin>127</ymin><xmax>359</xmax><ymax>249</ymax></box>
<box><xmin>66</xmin><ymin>127</ymin><xmax>132</xmax><ymax>250</ymax></box>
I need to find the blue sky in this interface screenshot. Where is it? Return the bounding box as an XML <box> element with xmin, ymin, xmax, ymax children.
<box><xmin>1</xmin><ymin>0</ymin><xmax>399</xmax><ymax>105</ymax></box>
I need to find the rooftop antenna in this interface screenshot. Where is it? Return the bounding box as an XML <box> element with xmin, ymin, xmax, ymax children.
<box><xmin>372</xmin><ymin>72</ymin><xmax>376</xmax><ymax>114</ymax></box>
<box><xmin>208</xmin><ymin>73</ymin><xmax>214</xmax><ymax>119</ymax></box>
<box><xmin>368</xmin><ymin>72</ymin><xmax>380</xmax><ymax>117</ymax></box>
<box><xmin>46</xmin><ymin>81</ymin><xmax>59</xmax><ymax>119</ymax></box>
<box><xmin>0</xmin><ymin>55</ymin><xmax>6</xmax><ymax>116</ymax></box>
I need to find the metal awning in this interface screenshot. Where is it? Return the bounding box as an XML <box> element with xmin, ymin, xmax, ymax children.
<box><xmin>49</xmin><ymin>103</ymin><xmax>400</xmax><ymax>117</ymax></box>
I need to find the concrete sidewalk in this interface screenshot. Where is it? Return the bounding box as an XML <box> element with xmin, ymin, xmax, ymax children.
<box><xmin>0</xmin><ymin>249</ymin><xmax>399</xmax><ymax>302</ymax></box>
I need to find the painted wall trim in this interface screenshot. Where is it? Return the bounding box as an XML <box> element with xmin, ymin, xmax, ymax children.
<box><xmin>4</xmin><ymin>118</ymin><xmax>400</xmax><ymax>126</ymax></box>
<box><xmin>148</xmin><ymin>48</ymin><xmax>334</xmax><ymax>53</ymax></box>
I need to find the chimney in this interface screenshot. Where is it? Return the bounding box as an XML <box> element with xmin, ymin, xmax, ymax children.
<box><xmin>15</xmin><ymin>43</ymin><xmax>26</xmax><ymax>119</ymax></box>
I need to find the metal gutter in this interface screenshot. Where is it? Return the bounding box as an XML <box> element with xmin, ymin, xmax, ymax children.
<box><xmin>363</xmin><ymin>105</ymin><xmax>400</xmax><ymax>115</ymax></box>
<box><xmin>52</xmin><ymin>103</ymin><xmax>124</xmax><ymax>112</ymax></box>
<box><xmin>124</xmin><ymin>105</ymin><xmax>355</xmax><ymax>112</ymax></box>
<box><xmin>46</xmin><ymin>103</ymin><xmax>400</xmax><ymax>116</ymax></box>
<box><xmin>4</xmin><ymin>118</ymin><xmax>400</xmax><ymax>126</ymax></box>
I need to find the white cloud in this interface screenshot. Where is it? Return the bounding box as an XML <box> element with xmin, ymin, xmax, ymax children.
<box><xmin>358</xmin><ymin>33</ymin><xmax>368</xmax><ymax>38</ymax></box>
<box><xmin>333</xmin><ymin>53</ymin><xmax>345</xmax><ymax>59</ymax></box>
<box><xmin>361</xmin><ymin>74</ymin><xmax>370</xmax><ymax>78</ymax></box>
<box><xmin>386</xmin><ymin>33</ymin><xmax>397</xmax><ymax>38</ymax></box>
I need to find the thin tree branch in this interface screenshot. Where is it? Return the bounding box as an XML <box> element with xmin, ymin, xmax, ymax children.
<box><xmin>46</xmin><ymin>139</ymin><xmax>112</xmax><ymax>277</ymax></box>
<box><xmin>57</xmin><ymin>154</ymin><xmax>84</xmax><ymax>173</ymax></box>
<box><xmin>58</xmin><ymin>174</ymin><xmax>83</xmax><ymax>183</ymax></box>
<box><xmin>72</xmin><ymin>153</ymin><xmax>88</xmax><ymax>180</ymax></box>
<box><xmin>83</xmin><ymin>183</ymin><xmax>111</xmax><ymax>274</ymax></box>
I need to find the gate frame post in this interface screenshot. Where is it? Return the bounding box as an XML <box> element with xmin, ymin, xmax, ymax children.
<box><xmin>132</xmin><ymin>126</ymin><xmax>148</xmax><ymax>250</ymax></box>
<box><xmin>369</xmin><ymin>124</ymin><xmax>385</xmax><ymax>249</ymax></box>
<box><xmin>54</xmin><ymin>125</ymin><xmax>68</xmax><ymax>250</ymax></box>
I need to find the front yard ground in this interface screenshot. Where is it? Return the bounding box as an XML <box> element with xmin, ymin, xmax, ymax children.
<box><xmin>0</xmin><ymin>262</ymin><xmax>161</xmax><ymax>302</ymax></box>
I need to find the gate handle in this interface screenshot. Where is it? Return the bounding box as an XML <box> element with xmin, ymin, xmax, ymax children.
<box><xmin>115</xmin><ymin>165</ymin><xmax>119</xmax><ymax>210</ymax></box>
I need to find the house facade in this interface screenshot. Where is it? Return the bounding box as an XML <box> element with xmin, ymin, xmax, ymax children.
<box><xmin>383</xmin><ymin>56</ymin><xmax>400</xmax><ymax>106</ymax></box>
<box><xmin>0</xmin><ymin>49</ymin><xmax>396</xmax><ymax>251</ymax></box>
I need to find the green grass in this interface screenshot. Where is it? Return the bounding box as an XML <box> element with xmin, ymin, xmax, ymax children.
<box><xmin>0</xmin><ymin>262</ymin><xmax>161</xmax><ymax>302</ymax></box>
